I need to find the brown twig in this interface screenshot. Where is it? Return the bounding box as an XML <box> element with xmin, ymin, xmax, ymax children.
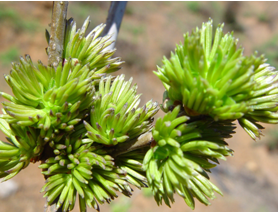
<box><xmin>109</xmin><ymin>131</ymin><xmax>153</xmax><ymax>157</ymax></box>
<box><xmin>48</xmin><ymin>1</ymin><xmax>68</xmax><ymax>67</ymax></box>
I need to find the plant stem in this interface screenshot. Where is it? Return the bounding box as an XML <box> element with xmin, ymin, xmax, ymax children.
<box><xmin>48</xmin><ymin>1</ymin><xmax>68</xmax><ymax>67</ymax></box>
<box><xmin>110</xmin><ymin>131</ymin><xmax>153</xmax><ymax>157</ymax></box>
<box><xmin>102</xmin><ymin>1</ymin><xmax>127</xmax><ymax>51</ymax></box>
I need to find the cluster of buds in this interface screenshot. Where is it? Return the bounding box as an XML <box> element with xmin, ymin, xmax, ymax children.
<box><xmin>146</xmin><ymin>19</ymin><xmax>278</xmax><ymax>208</ymax></box>
<box><xmin>0</xmin><ymin>15</ymin><xmax>278</xmax><ymax>212</ymax></box>
<box><xmin>0</xmin><ymin>17</ymin><xmax>158</xmax><ymax>212</ymax></box>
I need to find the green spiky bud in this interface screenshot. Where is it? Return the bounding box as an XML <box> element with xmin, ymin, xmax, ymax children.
<box><xmin>84</xmin><ymin>74</ymin><xmax>159</xmax><ymax>145</ymax></box>
<box><xmin>115</xmin><ymin>148</ymin><xmax>148</xmax><ymax>189</ymax></box>
<box><xmin>238</xmin><ymin>55</ymin><xmax>278</xmax><ymax>139</ymax></box>
<box><xmin>0</xmin><ymin>118</ymin><xmax>43</xmax><ymax>181</ymax></box>
<box><xmin>1</xmin><ymin>56</ymin><xmax>95</xmax><ymax>139</ymax></box>
<box><xmin>154</xmin><ymin>19</ymin><xmax>278</xmax><ymax>140</ymax></box>
<box><xmin>143</xmin><ymin>106</ymin><xmax>234</xmax><ymax>208</ymax></box>
<box><xmin>63</xmin><ymin>17</ymin><xmax>124</xmax><ymax>78</ymax></box>
<box><xmin>154</xmin><ymin>19</ymin><xmax>250</xmax><ymax>120</ymax></box>
<box><xmin>40</xmin><ymin>134</ymin><xmax>139</xmax><ymax>212</ymax></box>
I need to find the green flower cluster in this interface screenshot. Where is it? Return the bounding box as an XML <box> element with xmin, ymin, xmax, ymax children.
<box><xmin>143</xmin><ymin>106</ymin><xmax>234</xmax><ymax>208</ymax></box>
<box><xmin>0</xmin><ymin>17</ymin><xmax>158</xmax><ymax>212</ymax></box>
<box><xmin>84</xmin><ymin>75</ymin><xmax>158</xmax><ymax>145</ymax></box>
<box><xmin>1</xmin><ymin>13</ymin><xmax>278</xmax><ymax>212</ymax></box>
<box><xmin>155</xmin><ymin>19</ymin><xmax>278</xmax><ymax>140</ymax></box>
<box><xmin>0</xmin><ymin>119</ymin><xmax>43</xmax><ymax>181</ymax></box>
<box><xmin>2</xmin><ymin>56</ymin><xmax>94</xmax><ymax>137</ymax></box>
<box><xmin>144</xmin><ymin>18</ymin><xmax>278</xmax><ymax>209</ymax></box>
<box><xmin>62</xmin><ymin>17</ymin><xmax>122</xmax><ymax>76</ymax></box>
<box><xmin>39</xmin><ymin>134</ymin><xmax>129</xmax><ymax>211</ymax></box>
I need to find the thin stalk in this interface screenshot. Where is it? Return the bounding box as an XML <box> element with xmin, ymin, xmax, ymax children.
<box><xmin>48</xmin><ymin>1</ymin><xmax>68</xmax><ymax>67</ymax></box>
<box><xmin>102</xmin><ymin>1</ymin><xmax>127</xmax><ymax>51</ymax></box>
<box><xmin>110</xmin><ymin>131</ymin><xmax>153</xmax><ymax>157</ymax></box>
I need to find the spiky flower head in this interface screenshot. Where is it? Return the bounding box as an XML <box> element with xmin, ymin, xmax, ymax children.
<box><xmin>39</xmin><ymin>134</ymin><xmax>128</xmax><ymax>212</ymax></box>
<box><xmin>154</xmin><ymin>19</ymin><xmax>278</xmax><ymax>140</ymax></box>
<box><xmin>143</xmin><ymin>106</ymin><xmax>234</xmax><ymax>208</ymax></box>
<box><xmin>115</xmin><ymin>148</ymin><xmax>149</xmax><ymax>189</ymax></box>
<box><xmin>0</xmin><ymin>15</ymin><xmax>162</xmax><ymax>212</ymax></box>
<box><xmin>0</xmin><ymin>118</ymin><xmax>43</xmax><ymax>181</ymax></box>
<box><xmin>238</xmin><ymin>55</ymin><xmax>278</xmax><ymax>139</ymax></box>
<box><xmin>62</xmin><ymin>17</ymin><xmax>124</xmax><ymax>78</ymax></box>
<box><xmin>84</xmin><ymin>74</ymin><xmax>159</xmax><ymax>145</ymax></box>
<box><xmin>1</xmin><ymin>17</ymin><xmax>125</xmax><ymax>142</ymax></box>
<box><xmin>2</xmin><ymin>12</ymin><xmax>278</xmax><ymax>212</ymax></box>
<box><xmin>0</xmin><ymin>56</ymin><xmax>94</xmax><ymax>141</ymax></box>
<box><xmin>0</xmin><ymin>16</ymin><xmax>131</xmax><ymax>211</ymax></box>
<box><xmin>155</xmin><ymin>19</ymin><xmax>248</xmax><ymax>119</ymax></box>
<box><xmin>39</xmin><ymin>123</ymin><xmax>151</xmax><ymax>212</ymax></box>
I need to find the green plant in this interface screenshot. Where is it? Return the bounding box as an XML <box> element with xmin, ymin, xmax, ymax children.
<box><xmin>155</xmin><ymin>19</ymin><xmax>278</xmax><ymax>140</ymax></box>
<box><xmin>68</xmin><ymin>2</ymin><xmax>106</xmax><ymax>30</ymax></box>
<box><xmin>0</xmin><ymin>6</ymin><xmax>39</xmax><ymax>32</ymax></box>
<box><xmin>186</xmin><ymin>2</ymin><xmax>201</xmax><ymax>13</ymax></box>
<box><xmin>0</xmin><ymin>3</ymin><xmax>278</xmax><ymax>212</ymax></box>
<box><xmin>258</xmin><ymin>13</ymin><xmax>269</xmax><ymax>23</ymax></box>
<box><xmin>0</xmin><ymin>47</ymin><xmax>19</xmax><ymax>66</ymax></box>
<box><xmin>125</xmin><ymin>5</ymin><xmax>134</xmax><ymax>16</ymax></box>
<box><xmin>122</xmin><ymin>23</ymin><xmax>145</xmax><ymax>39</ymax></box>
<box><xmin>0</xmin><ymin>8</ymin><xmax>18</xmax><ymax>21</ymax></box>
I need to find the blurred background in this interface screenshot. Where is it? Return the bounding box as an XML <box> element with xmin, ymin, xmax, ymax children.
<box><xmin>1</xmin><ymin>1</ymin><xmax>278</xmax><ymax>212</ymax></box>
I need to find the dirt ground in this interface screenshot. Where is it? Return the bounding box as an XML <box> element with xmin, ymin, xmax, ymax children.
<box><xmin>1</xmin><ymin>2</ymin><xmax>278</xmax><ymax>212</ymax></box>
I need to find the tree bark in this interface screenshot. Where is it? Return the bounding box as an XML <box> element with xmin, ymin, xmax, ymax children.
<box><xmin>48</xmin><ymin>1</ymin><xmax>68</xmax><ymax>67</ymax></box>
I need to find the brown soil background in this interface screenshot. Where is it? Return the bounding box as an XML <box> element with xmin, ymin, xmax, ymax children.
<box><xmin>0</xmin><ymin>2</ymin><xmax>278</xmax><ymax>212</ymax></box>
